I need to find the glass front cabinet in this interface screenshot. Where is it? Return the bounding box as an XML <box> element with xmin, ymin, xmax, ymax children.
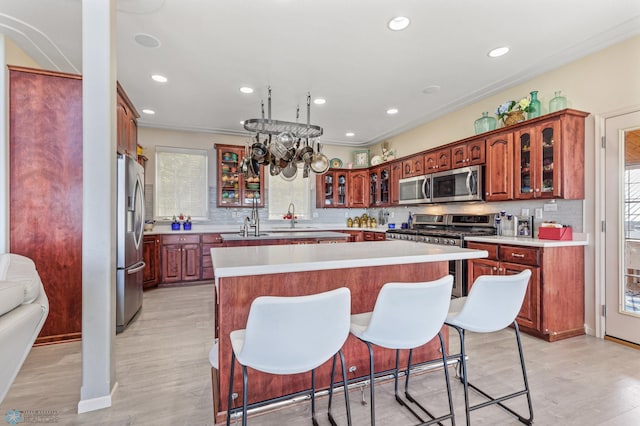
<box><xmin>369</xmin><ymin>165</ymin><xmax>391</xmax><ymax>207</ymax></box>
<box><xmin>514</xmin><ymin>119</ymin><xmax>562</xmax><ymax>199</ymax></box>
<box><xmin>316</xmin><ymin>169</ymin><xmax>348</xmax><ymax>208</ymax></box>
<box><xmin>215</xmin><ymin>144</ymin><xmax>264</xmax><ymax>208</ymax></box>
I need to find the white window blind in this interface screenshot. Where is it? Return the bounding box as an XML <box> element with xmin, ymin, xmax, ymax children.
<box><xmin>155</xmin><ymin>146</ymin><xmax>208</xmax><ymax>220</ymax></box>
<box><xmin>268</xmin><ymin>169</ymin><xmax>312</xmax><ymax>220</ymax></box>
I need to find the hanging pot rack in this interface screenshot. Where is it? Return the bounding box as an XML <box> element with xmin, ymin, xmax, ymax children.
<box><xmin>242</xmin><ymin>87</ymin><xmax>327</xmax><ymax>179</ymax></box>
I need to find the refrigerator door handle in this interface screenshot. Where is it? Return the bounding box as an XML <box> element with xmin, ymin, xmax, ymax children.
<box><xmin>127</xmin><ymin>261</ymin><xmax>146</xmax><ymax>275</ymax></box>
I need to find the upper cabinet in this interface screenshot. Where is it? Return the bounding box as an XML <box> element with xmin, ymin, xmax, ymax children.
<box><xmin>451</xmin><ymin>139</ymin><xmax>485</xmax><ymax>168</ymax></box>
<box><xmin>369</xmin><ymin>165</ymin><xmax>391</xmax><ymax>207</ymax></box>
<box><xmin>486</xmin><ymin>110</ymin><xmax>587</xmax><ymax>202</ymax></box>
<box><xmin>316</xmin><ymin>169</ymin><xmax>349</xmax><ymax>208</ymax></box>
<box><xmin>485</xmin><ymin>132</ymin><xmax>514</xmax><ymax>201</ymax></box>
<box><xmin>314</xmin><ymin>109</ymin><xmax>587</xmax><ymax>208</ymax></box>
<box><xmin>514</xmin><ymin>114</ymin><xmax>585</xmax><ymax>200</ymax></box>
<box><xmin>349</xmin><ymin>170</ymin><xmax>369</xmax><ymax>208</ymax></box>
<box><xmin>424</xmin><ymin>148</ymin><xmax>451</xmax><ymax>172</ymax></box>
<box><xmin>116</xmin><ymin>83</ymin><xmax>139</xmax><ymax>160</ymax></box>
<box><xmin>402</xmin><ymin>155</ymin><xmax>424</xmax><ymax>178</ymax></box>
<box><xmin>215</xmin><ymin>144</ymin><xmax>265</xmax><ymax>208</ymax></box>
<box><xmin>389</xmin><ymin>160</ymin><xmax>403</xmax><ymax>205</ymax></box>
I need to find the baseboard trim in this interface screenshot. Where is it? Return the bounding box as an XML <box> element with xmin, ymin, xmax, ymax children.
<box><xmin>77</xmin><ymin>381</ymin><xmax>118</xmax><ymax>414</ymax></box>
<box><xmin>604</xmin><ymin>335</ymin><xmax>640</xmax><ymax>350</ymax></box>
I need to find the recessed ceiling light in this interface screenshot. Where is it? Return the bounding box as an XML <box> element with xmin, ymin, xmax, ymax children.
<box><xmin>345</xmin><ymin>132</ymin><xmax>355</xmax><ymax>137</ymax></box>
<box><xmin>386</xmin><ymin>108</ymin><xmax>399</xmax><ymax>115</ymax></box>
<box><xmin>134</xmin><ymin>33</ymin><xmax>161</xmax><ymax>48</ymax></box>
<box><xmin>488</xmin><ymin>46</ymin><xmax>509</xmax><ymax>58</ymax></box>
<box><xmin>313</xmin><ymin>98</ymin><xmax>326</xmax><ymax>105</ymax></box>
<box><xmin>422</xmin><ymin>85</ymin><xmax>441</xmax><ymax>95</ymax></box>
<box><xmin>142</xmin><ymin>109</ymin><xmax>155</xmax><ymax>115</ymax></box>
<box><xmin>240</xmin><ymin>87</ymin><xmax>254</xmax><ymax>94</ymax></box>
<box><xmin>151</xmin><ymin>74</ymin><xmax>168</xmax><ymax>83</ymax></box>
<box><xmin>388</xmin><ymin>16</ymin><xmax>410</xmax><ymax>31</ymax></box>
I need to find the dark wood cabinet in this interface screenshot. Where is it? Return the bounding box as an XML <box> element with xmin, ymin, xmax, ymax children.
<box><xmin>485</xmin><ymin>131</ymin><xmax>514</xmax><ymax>201</ymax></box>
<box><xmin>514</xmin><ymin>114</ymin><xmax>585</xmax><ymax>200</ymax></box>
<box><xmin>402</xmin><ymin>155</ymin><xmax>424</xmax><ymax>178</ymax></box>
<box><xmin>389</xmin><ymin>160</ymin><xmax>403</xmax><ymax>205</ymax></box>
<box><xmin>117</xmin><ymin>83</ymin><xmax>139</xmax><ymax>160</ymax></box>
<box><xmin>316</xmin><ymin>169</ymin><xmax>349</xmax><ymax>208</ymax></box>
<box><xmin>9</xmin><ymin>66</ymin><xmax>84</xmax><ymax>344</ymax></box>
<box><xmin>369</xmin><ymin>165</ymin><xmax>391</xmax><ymax>207</ymax></box>
<box><xmin>424</xmin><ymin>148</ymin><xmax>451</xmax><ymax>172</ymax></box>
<box><xmin>214</xmin><ymin>144</ymin><xmax>264</xmax><ymax>208</ymax></box>
<box><xmin>202</xmin><ymin>233</ymin><xmax>223</xmax><ymax>280</ymax></box>
<box><xmin>349</xmin><ymin>170</ymin><xmax>369</xmax><ymax>207</ymax></box>
<box><xmin>143</xmin><ymin>235</ymin><xmax>161</xmax><ymax>289</ymax></box>
<box><xmin>161</xmin><ymin>235</ymin><xmax>201</xmax><ymax>283</ymax></box>
<box><xmin>467</xmin><ymin>241</ymin><xmax>584</xmax><ymax>341</ymax></box>
<box><xmin>8</xmin><ymin>67</ymin><xmax>140</xmax><ymax>344</ymax></box>
<box><xmin>451</xmin><ymin>139</ymin><xmax>485</xmax><ymax>168</ymax></box>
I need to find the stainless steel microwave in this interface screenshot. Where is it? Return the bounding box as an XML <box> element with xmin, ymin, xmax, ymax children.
<box><xmin>431</xmin><ymin>165</ymin><xmax>483</xmax><ymax>203</ymax></box>
<box><xmin>398</xmin><ymin>174</ymin><xmax>431</xmax><ymax>204</ymax></box>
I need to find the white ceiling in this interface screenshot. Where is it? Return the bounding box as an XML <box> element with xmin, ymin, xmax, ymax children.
<box><xmin>1</xmin><ymin>0</ymin><xmax>640</xmax><ymax>147</ymax></box>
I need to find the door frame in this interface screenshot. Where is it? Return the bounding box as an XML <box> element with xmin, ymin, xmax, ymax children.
<box><xmin>595</xmin><ymin>105</ymin><xmax>640</xmax><ymax>339</ymax></box>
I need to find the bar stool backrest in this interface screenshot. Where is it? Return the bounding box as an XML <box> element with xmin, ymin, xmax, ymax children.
<box><xmin>234</xmin><ymin>287</ymin><xmax>351</xmax><ymax>375</ymax></box>
<box><xmin>360</xmin><ymin>275</ymin><xmax>453</xmax><ymax>349</ymax></box>
<box><xmin>449</xmin><ymin>269</ymin><xmax>532</xmax><ymax>333</ymax></box>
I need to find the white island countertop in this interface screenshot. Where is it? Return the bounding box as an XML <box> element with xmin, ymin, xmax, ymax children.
<box><xmin>212</xmin><ymin>240</ymin><xmax>488</xmax><ymax>278</ymax></box>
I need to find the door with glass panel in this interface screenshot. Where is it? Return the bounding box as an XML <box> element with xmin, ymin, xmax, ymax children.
<box><xmin>605</xmin><ymin>110</ymin><xmax>640</xmax><ymax>344</ymax></box>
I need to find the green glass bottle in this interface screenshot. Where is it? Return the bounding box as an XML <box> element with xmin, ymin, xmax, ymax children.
<box><xmin>474</xmin><ymin>112</ymin><xmax>497</xmax><ymax>135</ymax></box>
<box><xmin>528</xmin><ymin>91</ymin><xmax>541</xmax><ymax>119</ymax></box>
<box><xmin>549</xmin><ymin>91</ymin><xmax>567</xmax><ymax>112</ymax></box>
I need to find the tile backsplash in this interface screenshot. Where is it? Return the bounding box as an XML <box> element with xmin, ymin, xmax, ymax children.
<box><xmin>145</xmin><ymin>184</ymin><xmax>583</xmax><ymax>233</ymax></box>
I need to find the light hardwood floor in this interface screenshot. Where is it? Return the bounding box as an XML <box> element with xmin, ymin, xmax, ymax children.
<box><xmin>2</xmin><ymin>283</ymin><xmax>640</xmax><ymax>425</ymax></box>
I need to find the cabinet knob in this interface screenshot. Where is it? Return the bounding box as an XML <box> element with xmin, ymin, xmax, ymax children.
<box><xmin>498</xmin><ymin>267</ymin><xmax>503</xmax><ymax>272</ymax></box>
<box><xmin>535</xmin><ymin>188</ymin><xmax>540</xmax><ymax>192</ymax></box>
<box><xmin>493</xmin><ymin>266</ymin><xmax>498</xmax><ymax>271</ymax></box>
<box><xmin>485</xmin><ymin>192</ymin><xmax>489</xmax><ymax>196</ymax></box>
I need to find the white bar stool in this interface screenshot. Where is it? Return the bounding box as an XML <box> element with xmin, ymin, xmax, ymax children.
<box><xmin>445</xmin><ymin>269</ymin><xmax>534</xmax><ymax>425</ymax></box>
<box><xmin>350</xmin><ymin>275</ymin><xmax>455</xmax><ymax>425</ymax></box>
<box><xmin>225</xmin><ymin>287</ymin><xmax>352</xmax><ymax>426</ymax></box>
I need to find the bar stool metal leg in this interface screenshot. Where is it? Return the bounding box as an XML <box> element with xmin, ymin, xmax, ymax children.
<box><xmin>328</xmin><ymin>351</ymin><xmax>352</xmax><ymax>426</ymax></box>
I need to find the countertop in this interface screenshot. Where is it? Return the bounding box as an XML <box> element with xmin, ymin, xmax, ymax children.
<box><xmin>464</xmin><ymin>233</ymin><xmax>589</xmax><ymax>247</ymax></box>
<box><xmin>221</xmin><ymin>231</ymin><xmax>349</xmax><ymax>241</ymax></box>
<box><xmin>144</xmin><ymin>223</ymin><xmax>387</xmax><ymax>235</ymax></box>
<box><xmin>212</xmin><ymin>240</ymin><xmax>488</xmax><ymax>278</ymax></box>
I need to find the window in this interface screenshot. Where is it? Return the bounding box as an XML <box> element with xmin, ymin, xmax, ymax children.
<box><xmin>155</xmin><ymin>146</ymin><xmax>208</xmax><ymax>220</ymax></box>
<box><xmin>268</xmin><ymin>170</ymin><xmax>312</xmax><ymax>220</ymax></box>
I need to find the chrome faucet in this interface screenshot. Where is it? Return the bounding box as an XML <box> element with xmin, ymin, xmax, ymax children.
<box><xmin>287</xmin><ymin>202</ymin><xmax>296</xmax><ymax>228</ymax></box>
<box><xmin>250</xmin><ymin>199</ymin><xmax>260</xmax><ymax>236</ymax></box>
<box><xmin>242</xmin><ymin>216</ymin><xmax>250</xmax><ymax>237</ymax></box>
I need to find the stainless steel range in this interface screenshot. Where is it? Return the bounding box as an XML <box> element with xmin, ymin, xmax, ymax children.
<box><xmin>386</xmin><ymin>213</ymin><xmax>497</xmax><ymax>297</ymax></box>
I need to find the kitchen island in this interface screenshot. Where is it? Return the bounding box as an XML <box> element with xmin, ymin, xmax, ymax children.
<box><xmin>210</xmin><ymin>240</ymin><xmax>488</xmax><ymax>423</ymax></box>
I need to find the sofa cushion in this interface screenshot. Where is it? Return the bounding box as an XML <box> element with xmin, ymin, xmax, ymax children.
<box><xmin>0</xmin><ymin>281</ymin><xmax>24</xmax><ymax>316</ymax></box>
<box><xmin>0</xmin><ymin>254</ymin><xmax>9</xmax><ymax>281</ymax></box>
<box><xmin>0</xmin><ymin>254</ymin><xmax>41</xmax><ymax>304</ymax></box>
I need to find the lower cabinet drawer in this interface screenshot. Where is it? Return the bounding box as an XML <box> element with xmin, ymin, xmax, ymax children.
<box><xmin>499</xmin><ymin>245</ymin><xmax>539</xmax><ymax>266</ymax></box>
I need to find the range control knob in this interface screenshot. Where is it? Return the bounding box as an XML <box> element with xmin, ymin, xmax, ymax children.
<box><xmin>433</xmin><ymin>238</ymin><xmax>440</xmax><ymax>244</ymax></box>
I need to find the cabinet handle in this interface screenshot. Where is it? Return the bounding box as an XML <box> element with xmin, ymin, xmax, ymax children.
<box><xmin>511</xmin><ymin>253</ymin><xmax>525</xmax><ymax>258</ymax></box>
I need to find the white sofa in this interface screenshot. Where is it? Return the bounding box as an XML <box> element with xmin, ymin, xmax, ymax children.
<box><xmin>0</xmin><ymin>253</ymin><xmax>49</xmax><ymax>404</ymax></box>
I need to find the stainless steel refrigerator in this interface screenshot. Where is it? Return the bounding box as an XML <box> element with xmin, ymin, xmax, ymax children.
<box><xmin>116</xmin><ymin>154</ymin><xmax>146</xmax><ymax>333</ymax></box>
